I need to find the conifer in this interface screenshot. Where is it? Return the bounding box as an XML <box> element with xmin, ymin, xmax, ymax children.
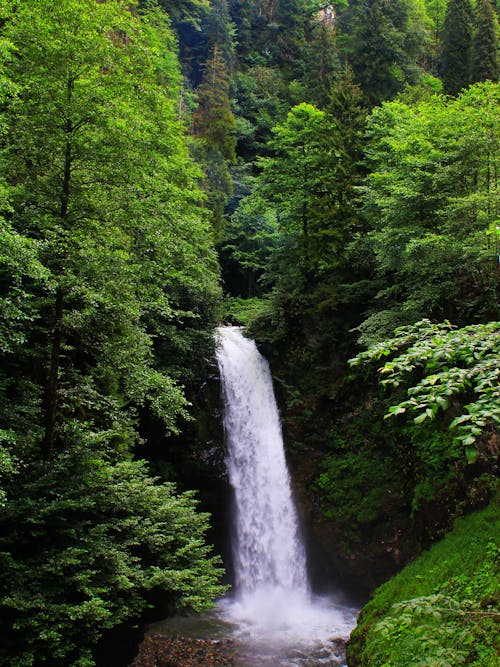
<box><xmin>192</xmin><ymin>43</ymin><xmax>236</xmax><ymax>229</ymax></box>
<box><xmin>193</xmin><ymin>44</ymin><xmax>236</xmax><ymax>160</ymax></box>
<box><xmin>471</xmin><ymin>0</ymin><xmax>499</xmax><ymax>83</ymax></box>
<box><xmin>440</xmin><ymin>0</ymin><xmax>474</xmax><ymax>94</ymax></box>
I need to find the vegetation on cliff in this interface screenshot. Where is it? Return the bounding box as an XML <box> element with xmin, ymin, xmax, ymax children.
<box><xmin>347</xmin><ymin>497</ymin><xmax>500</xmax><ymax>666</ymax></box>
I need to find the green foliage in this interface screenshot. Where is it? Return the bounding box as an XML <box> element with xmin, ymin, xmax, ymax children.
<box><xmin>316</xmin><ymin>450</ymin><xmax>398</xmax><ymax>541</ymax></box>
<box><xmin>0</xmin><ymin>2</ymin><xmax>224</xmax><ymax>664</ymax></box>
<box><xmin>0</xmin><ymin>450</ymin><xmax>226</xmax><ymax>667</ymax></box>
<box><xmin>219</xmin><ymin>186</ymin><xmax>279</xmax><ymax>297</ymax></box>
<box><xmin>0</xmin><ymin>223</ymin><xmax>51</xmax><ymax>355</ymax></box>
<box><xmin>359</xmin><ymin>82</ymin><xmax>499</xmax><ymax>339</ymax></box>
<box><xmin>350</xmin><ymin>319</ymin><xmax>500</xmax><ymax>463</ymax></box>
<box><xmin>348</xmin><ymin>498</ymin><xmax>500</xmax><ymax>667</ymax></box>
<box><xmin>231</xmin><ymin>65</ymin><xmax>290</xmax><ymax>162</ymax></box>
<box><xmin>254</xmin><ymin>87</ymin><xmax>366</xmax><ymax>284</ymax></box>
<box><xmin>440</xmin><ymin>0</ymin><xmax>474</xmax><ymax>94</ymax></box>
<box><xmin>204</xmin><ymin>0</ymin><xmax>237</xmax><ymax>68</ymax></box>
<box><xmin>0</xmin><ymin>0</ymin><xmax>221</xmax><ymax>458</ymax></box>
<box><xmin>221</xmin><ymin>296</ymin><xmax>268</xmax><ymax>326</ymax></box>
<box><xmin>365</xmin><ymin>594</ymin><xmax>499</xmax><ymax>667</ymax></box>
<box><xmin>153</xmin><ymin>0</ymin><xmax>210</xmax><ymax>28</ymax></box>
<box><xmin>192</xmin><ymin>42</ymin><xmax>237</xmax><ymax>229</ymax></box>
<box><xmin>338</xmin><ymin>0</ymin><xmax>432</xmax><ymax>106</ymax></box>
<box><xmin>424</xmin><ymin>0</ymin><xmax>448</xmax><ymax>31</ymax></box>
<box><xmin>301</xmin><ymin>14</ymin><xmax>341</xmax><ymax>108</ymax></box>
<box><xmin>258</xmin><ymin>102</ymin><xmax>334</xmax><ymax>274</ymax></box>
<box><xmin>472</xmin><ymin>0</ymin><xmax>499</xmax><ymax>84</ymax></box>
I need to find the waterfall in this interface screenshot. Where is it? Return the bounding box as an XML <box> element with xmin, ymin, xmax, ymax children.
<box><xmin>216</xmin><ymin>327</ymin><xmax>357</xmax><ymax>653</ymax></box>
<box><xmin>142</xmin><ymin>326</ymin><xmax>358</xmax><ymax>667</ymax></box>
<box><xmin>216</xmin><ymin>325</ymin><xmax>308</xmax><ymax>596</ymax></box>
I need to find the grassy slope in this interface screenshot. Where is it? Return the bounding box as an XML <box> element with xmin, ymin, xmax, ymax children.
<box><xmin>347</xmin><ymin>494</ymin><xmax>500</xmax><ymax>666</ymax></box>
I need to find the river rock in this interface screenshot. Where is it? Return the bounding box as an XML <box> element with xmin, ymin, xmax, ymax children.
<box><xmin>131</xmin><ymin>634</ymin><xmax>235</xmax><ymax>667</ymax></box>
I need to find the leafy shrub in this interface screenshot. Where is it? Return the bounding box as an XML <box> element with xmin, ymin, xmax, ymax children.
<box><xmin>350</xmin><ymin>319</ymin><xmax>500</xmax><ymax>463</ymax></box>
<box><xmin>365</xmin><ymin>594</ymin><xmax>498</xmax><ymax>667</ymax></box>
<box><xmin>0</xmin><ymin>449</ymin><xmax>226</xmax><ymax>667</ymax></box>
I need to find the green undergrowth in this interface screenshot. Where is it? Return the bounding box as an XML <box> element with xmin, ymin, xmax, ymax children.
<box><xmin>221</xmin><ymin>296</ymin><xmax>268</xmax><ymax>327</ymax></box>
<box><xmin>347</xmin><ymin>494</ymin><xmax>500</xmax><ymax>667</ymax></box>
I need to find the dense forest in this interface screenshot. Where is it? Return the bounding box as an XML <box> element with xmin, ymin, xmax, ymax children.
<box><xmin>0</xmin><ymin>1</ymin><xmax>498</xmax><ymax>666</ymax></box>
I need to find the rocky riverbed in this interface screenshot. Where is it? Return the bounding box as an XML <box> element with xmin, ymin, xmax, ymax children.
<box><xmin>131</xmin><ymin>633</ymin><xmax>348</xmax><ymax>667</ymax></box>
<box><xmin>132</xmin><ymin>635</ymin><xmax>235</xmax><ymax>667</ymax></box>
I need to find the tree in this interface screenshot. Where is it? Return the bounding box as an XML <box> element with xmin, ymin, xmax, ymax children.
<box><xmin>152</xmin><ymin>0</ymin><xmax>210</xmax><ymax>26</ymax></box>
<box><xmin>205</xmin><ymin>0</ymin><xmax>237</xmax><ymax>68</ymax></box>
<box><xmin>193</xmin><ymin>44</ymin><xmax>237</xmax><ymax>160</ymax></box>
<box><xmin>339</xmin><ymin>0</ymin><xmax>431</xmax><ymax>106</ymax></box>
<box><xmin>359</xmin><ymin>82</ymin><xmax>500</xmax><ymax>343</ymax></box>
<box><xmin>440</xmin><ymin>0</ymin><xmax>474</xmax><ymax>94</ymax></box>
<box><xmin>303</xmin><ymin>13</ymin><xmax>341</xmax><ymax>108</ymax></box>
<box><xmin>258</xmin><ymin>103</ymin><xmax>337</xmax><ymax>276</ymax></box>
<box><xmin>0</xmin><ymin>453</ymin><xmax>225</xmax><ymax>667</ymax></box>
<box><xmin>325</xmin><ymin>67</ymin><xmax>367</xmax><ymax>239</ymax></box>
<box><xmin>472</xmin><ymin>0</ymin><xmax>499</xmax><ymax>83</ymax></box>
<box><xmin>192</xmin><ymin>42</ymin><xmax>237</xmax><ymax>230</ymax></box>
<box><xmin>232</xmin><ymin>65</ymin><xmax>290</xmax><ymax>163</ymax></box>
<box><xmin>423</xmin><ymin>0</ymin><xmax>448</xmax><ymax>72</ymax></box>
<box><xmin>219</xmin><ymin>184</ymin><xmax>279</xmax><ymax>297</ymax></box>
<box><xmin>0</xmin><ymin>0</ymin><xmax>221</xmax><ymax>460</ymax></box>
<box><xmin>0</xmin><ymin>2</ymin><xmax>223</xmax><ymax>661</ymax></box>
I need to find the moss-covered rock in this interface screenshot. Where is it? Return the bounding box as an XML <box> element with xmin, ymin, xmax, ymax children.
<box><xmin>347</xmin><ymin>495</ymin><xmax>500</xmax><ymax>666</ymax></box>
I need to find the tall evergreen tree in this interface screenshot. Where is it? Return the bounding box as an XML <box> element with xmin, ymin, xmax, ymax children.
<box><xmin>440</xmin><ymin>0</ymin><xmax>474</xmax><ymax>94</ymax></box>
<box><xmin>340</xmin><ymin>0</ymin><xmax>429</xmax><ymax>106</ymax></box>
<box><xmin>205</xmin><ymin>0</ymin><xmax>237</xmax><ymax>67</ymax></box>
<box><xmin>192</xmin><ymin>43</ymin><xmax>237</xmax><ymax>229</ymax></box>
<box><xmin>472</xmin><ymin>0</ymin><xmax>499</xmax><ymax>83</ymax></box>
<box><xmin>325</xmin><ymin>67</ymin><xmax>367</xmax><ymax>239</ymax></box>
<box><xmin>303</xmin><ymin>13</ymin><xmax>341</xmax><ymax>108</ymax></box>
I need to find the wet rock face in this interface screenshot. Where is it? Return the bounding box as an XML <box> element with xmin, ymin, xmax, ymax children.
<box><xmin>287</xmin><ymin>447</ymin><xmax>407</xmax><ymax>594</ymax></box>
<box><xmin>131</xmin><ymin>635</ymin><xmax>235</xmax><ymax>667</ymax></box>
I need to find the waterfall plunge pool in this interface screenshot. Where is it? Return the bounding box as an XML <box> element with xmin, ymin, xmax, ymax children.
<box><xmin>147</xmin><ymin>587</ymin><xmax>358</xmax><ymax>667</ymax></box>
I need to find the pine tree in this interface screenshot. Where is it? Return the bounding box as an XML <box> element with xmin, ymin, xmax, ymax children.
<box><xmin>192</xmin><ymin>43</ymin><xmax>236</xmax><ymax>229</ymax></box>
<box><xmin>193</xmin><ymin>43</ymin><xmax>236</xmax><ymax>159</ymax></box>
<box><xmin>205</xmin><ymin>0</ymin><xmax>236</xmax><ymax>68</ymax></box>
<box><xmin>440</xmin><ymin>0</ymin><xmax>474</xmax><ymax>94</ymax></box>
<box><xmin>325</xmin><ymin>67</ymin><xmax>367</xmax><ymax>238</ymax></box>
<box><xmin>343</xmin><ymin>0</ymin><xmax>426</xmax><ymax>106</ymax></box>
<box><xmin>471</xmin><ymin>0</ymin><xmax>499</xmax><ymax>83</ymax></box>
<box><xmin>303</xmin><ymin>14</ymin><xmax>341</xmax><ymax>108</ymax></box>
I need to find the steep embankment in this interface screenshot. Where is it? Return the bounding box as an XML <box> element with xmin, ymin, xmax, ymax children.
<box><xmin>347</xmin><ymin>496</ymin><xmax>500</xmax><ymax>666</ymax></box>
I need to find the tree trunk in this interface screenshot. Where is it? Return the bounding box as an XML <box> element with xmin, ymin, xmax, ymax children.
<box><xmin>43</xmin><ymin>97</ymin><xmax>73</xmax><ymax>459</ymax></box>
<box><xmin>43</xmin><ymin>288</ymin><xmax>64</xmax><ymax>460</ymax></box>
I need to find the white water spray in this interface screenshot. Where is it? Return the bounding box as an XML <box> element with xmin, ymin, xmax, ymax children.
<box><xmin>217</xmin><ymin>326</ymin><xmax>307</xmax><ymax>594</ymax></box>
<box><xmin>216</xmin><ymin>326</ymin><xmax>357</xmax><ymax>651</ymax></box>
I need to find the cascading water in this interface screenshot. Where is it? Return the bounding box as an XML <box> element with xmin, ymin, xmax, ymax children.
<box><xmin>217</xmin><ymin>325</ymin><xmax>307</xmax><ymax>596</ymax></box>
<box><xmin>216</xmin><ymin>326</ymin><xmax>358</xmax><ymax>665</ymax></box>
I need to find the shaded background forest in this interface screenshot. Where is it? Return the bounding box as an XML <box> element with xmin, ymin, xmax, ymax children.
<box><xmin>0</xmin><ymin>1</ymin><xmax>498</xmax><ymax>666</ymax></box>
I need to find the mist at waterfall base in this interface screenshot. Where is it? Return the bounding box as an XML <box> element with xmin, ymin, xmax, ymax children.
<box><xmin>215</xmin><ymin>326</ymin><xmax>358</xmax><ymax>666</ymax></box>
